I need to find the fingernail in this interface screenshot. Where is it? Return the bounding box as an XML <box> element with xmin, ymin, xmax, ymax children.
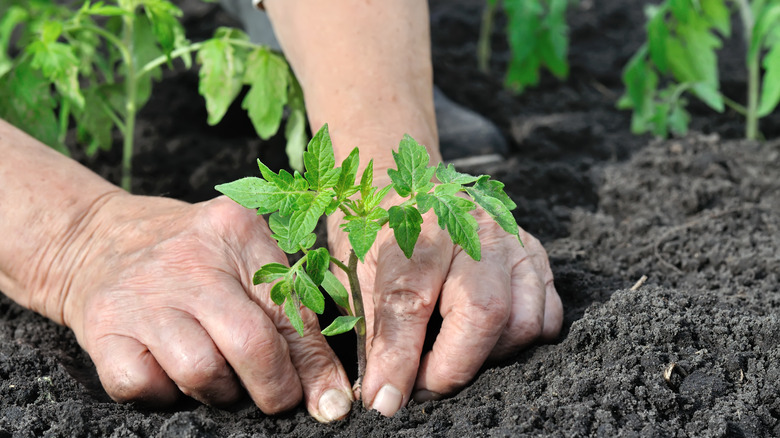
<box><xmin>371</xmin><ymin>384</ymin><xmax>403</xmax><ymax>417</ymax></box>
<box><xmin>412</xmin><ymin>389</ymin><xmax>443</xmax><ymax>403</ymax></box>
<box><xmin>318</xmin><ymin>389</ymin><xmax>352</xmax><ymax>422</ymax></box>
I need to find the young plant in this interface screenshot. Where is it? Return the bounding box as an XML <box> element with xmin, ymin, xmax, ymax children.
<box><xmin>0</xmin><ymin>0</ymin><xmax>306</xmax><ymax>191</ymax></box>
<box><xmin>477</xmin><ymin>0</ymin><xmax>574</xmax><ymax>93</ymax></box>
<box><xmin>618</xmin><ymin>0</ymin><xmax>780</xmax><ymax>140</ymax></box>
<box><xmin>215</xmin><ymin>124</ymin><xmax>522</xmax><ymax>385</ymax></box>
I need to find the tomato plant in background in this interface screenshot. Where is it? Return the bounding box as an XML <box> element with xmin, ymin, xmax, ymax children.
<box><xmin>216</xmin><ymin>124</ymin><xmax>522</xmax><ymax>388</ymax></box>
<box><xmin>619</xmin><ymin>0</ymin><xmax>780</xmax><ymax>140</ymax></box>
<box><xmin>0</xmin><ymin>0</ymin><xmax>305</xmax><ymax>191</ymax></box>
<box><xmin>477</xmin><ymin>0</ymin><xmax>575</xmax><ymax>93</ymax></box>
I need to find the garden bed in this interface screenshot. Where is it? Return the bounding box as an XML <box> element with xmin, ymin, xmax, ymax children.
<box><xmin>1</xmin><ymin>0</ymin><xmax>779</xmax><ymax>436</ymax></box>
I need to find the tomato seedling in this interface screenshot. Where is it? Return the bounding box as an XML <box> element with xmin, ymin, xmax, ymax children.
<box><xmin>478</xmin><ymin>0</ymin><xmax>574</xmax><ymax>93</ymax></box>
<box><xmin>619</xmin><ymin>0</ymin><xmax>780</xmax><ymax>140</ymax></box>
<box><xmin>216</xmin><ymin>124</ymin><xmax>522</xmax><ymax>385</ymax></box>
<box><xmin>0</xmin><ymin>0</ymin><xmax>305</xmax><ymax>191</ymax></box>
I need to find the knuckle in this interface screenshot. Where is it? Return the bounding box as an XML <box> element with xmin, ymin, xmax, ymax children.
<box><xmin>457</xmin><ymin>293</ymin><xmax>510</xmax><ymax>338</ymax></box>
<box><xmin>103</xmin><ymin>367</ymin><xmax>164</xmax><ymax>404</ymax></box>
<box><xmin>505</xmin><ymin>312</ymin><xmax>545</xmax><ymax>346</ymax></box>
<box><xmin>172</xmin><ymin>354</ymin><xmax>228</xmax><ymax>394</ymax></box>
<box><xmin>377</xmin><ymin>288</ymin><xmax>434</xmax><ymax>322</ymax></box>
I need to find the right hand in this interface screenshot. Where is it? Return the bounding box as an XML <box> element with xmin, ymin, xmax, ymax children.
<box><xmin>53</xmin><ymin>194</ymin><xmax>353</xmax><ymax>422</ymax></box>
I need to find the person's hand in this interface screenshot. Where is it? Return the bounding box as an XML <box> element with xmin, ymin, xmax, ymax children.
<box><xmin>327</xmin><ymin>182</ymin><xmax>563</xmax><ymax>417</ymax></box>
<box><xmin>56</xmin><ymin>194</ymin><xmax>353</xmax><ymax>422</ymax></box>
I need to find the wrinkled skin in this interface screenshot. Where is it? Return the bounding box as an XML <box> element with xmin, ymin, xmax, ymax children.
<box><xmin>60</xmin><ymin>194</ymin><xmax>353</xmax><ymax>422</ymax></box>
<box><xmin>327</xmin><ymin>185</ymin><xmax>563</xmax><ymax>416</ymax></box>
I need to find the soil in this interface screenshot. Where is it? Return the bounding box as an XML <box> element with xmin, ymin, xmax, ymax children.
<box><xmin>2</xmin><ymin>0</ymin><xmax>779</xmax><ymax>436</ymax></box>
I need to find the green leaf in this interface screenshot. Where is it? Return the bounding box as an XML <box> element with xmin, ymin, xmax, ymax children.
<box><xmin>143</xmin><ymin>0</ymin><xmax>185</xmax><ymax>58</ymax></box>
<box><xmin>253</xmin><ymin>263</ymin><xmax>290</xmax><ymax>285</ymax></box>
<box><xmin>343</xmin><ymin>217</ymin><xmax>383</xmax><ymax>262</ymax></box>
<box><xmin>242</xmin><ymin>47</ymin><xmax>289</xmax><ymax>139</ymax></box>
<box><xmin>334</xmin><ymin>147</ymin><xmax>360</xmax><ymax>201</ymax></box>
<box><xmin>305</xmin><ymin>247</ymin><xmax>330</xmax><ymax>286</ymax></box>
<box><xmin>284</xmin><ymin>296</ymin><xmax>305</xmax><ymax>336</ymax></box>
<box><xmin>214</xmin><ymin>177</ymin><xmax>285</xmax><ymax>214</ymax></box>
<box><xmin>268</xmin><ymin>213</ymin><xmax>301</xmax><ymax>254</ymax></box>
<box><xmin>73</xmin><ymin>85</ymin><xmax>114</xmax><ymax>155</ymax></box>
<box><xmin>0</xmin><ymin>61</ymin><xmax>60</xmax><ymax>150</ymax></box>
<box><xmin>294</xmin><ymin>270</ymin><xmax>325</xmax><ymax>314</ymax></box>
<box><xmin>428</xmin><ymin>193</ymin><xmax>481</xmax><ymax>260</ymax></box>
<box><xmin>701</xmin><ymin>0</ymin><xmax>730</xmax><ymax>37</ymax></box>
<box><xmin>269</xmin><ymin>279</ymin><xmax>291</xmax><ymax>306</ymax></box>
<box><xmin>758</xmin><ymin>41</ymin><xmax>780</xmax><ymax>117</ymax></box>
<box><xmin>304</xmin><ymin>124</ymin><xmax>341</xmax><ymax>190</ymax></box>
<box><xmin>287</xmin><ymin>192</ymin><xmax>330</xmax><ymax>249</ymax></box>
<box><xmin>321</xmin><ymin>316</ymin><xmax>363</xmax><ymax>336</ymax></box>
<box><xmin>360</xmin><ymin>159</ymin><xmax>374</xmax><ymax>200</ymax></box>
<box><xmin>197</xmin><ymin>30</ymin><xmax>246</xmax><ymax>125</ymax></box>
<box><xmin>321</xmin><ymin>270</ymin><xmax>351</xmax><ymax>311</ymax></box>
<box><xmin>387</xmin><ymin>134</ymin><xmax>435</xmax><ymax>197</ymax></box>
<box><xmin>388</xmin><ymin>205</ymin><xmax>423</xmax><ymax>259</ymax></box>
<box><xmin>465</xmin><ymin>177</ymin><xmax>518</xmax><ymax>237</ymax></box>
<box><xmin>435</xmin><ymin>163</ymin><xmax>480</xmax><ymax>184</ymax></box>
<box><xmin>0</xmin><ymin>6</ymin><xmax>28</xmax><ymax>77</ymax></box>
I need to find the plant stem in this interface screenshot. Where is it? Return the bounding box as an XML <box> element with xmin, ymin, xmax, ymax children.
<box><xmin>746</xmin><ymin>48</ymin><xmax>760</xmax><ymax>140</ymax></box>
<box><xmin>736</xmin><ymin>0</ymin><xmax>760</xmax><ymax>140</ymax></box>
<box><xmin>477</xmin><ymin>0</ymin><xmax>497</xmax><ymax>74</ymax></box>
<box><xmin>346</xmin><ymin>250</ymin><xmax>367</xmax><ymax>389</ymax></box>
<box><xmin>121</xmin><ymin>13</ymin><xmax>136</xmax><ymax>192</ymax></box>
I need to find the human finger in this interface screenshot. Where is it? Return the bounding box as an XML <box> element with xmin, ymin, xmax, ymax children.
<box><xmin>139</xmin><ymin>310</ymin><xmax>242</xmax><ymax>406</ymax></box>
<box><xmin>361</xmin><ymin>228</ymin><xmax>452</xmax><ymax>417</ymax></box>
<box><xmin>412</xmin><ymin>241</ymin><xmax>512</xmax><ymax>401</ymax></box>
<box><xmin>89</xmin><ymin>333</ymin><xmax>179</xmax><ymax>406</ymax></box>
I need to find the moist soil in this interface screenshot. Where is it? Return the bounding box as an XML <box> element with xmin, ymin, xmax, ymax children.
<box><xmin>2</xmin><ymin>0</ymin><xmax>779</xmax><ymax>436</ymax></box>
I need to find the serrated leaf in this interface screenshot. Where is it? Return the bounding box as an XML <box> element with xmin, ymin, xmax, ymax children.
<box><xmin>334</xmin><ymin>147</ymin><xmax>360</xmax><ymax>201</ymax></box>
<box><xmin>253</xmin><ymin>263</ymin><xmax>290</xmax><ymax>285</ymax></box>
<box><xmin>269</xmin><ymin>279</ymin><xmax>290</xmax><ymax>306</ymax></box>
<box><xmin>465</xmin><ymin>177</ymin><xmax>518</xmax><ymax>237</ymax></box>
<box><xmin>364</xmin><ymin>186</ymin><xmax>393</xmax><ymax>212</ymax></box>
<box><xmin>143</xmin><ymin>0</ymin><xmax>184</xmax><ymax>58</ymax></box>
<box><xmin>242</xmin><ymin>47</ymin><xmax>288</xmax><ymax>139</ymax></box>
<box><xmin>388</xmin><ymin>205</ymin><xmax>423</xmax><ymax>259</ymax></box>
<box><xmin>288</xmin><ymin>192</ymin><xmax>330</xmax><ymax>248</ymax></box>
<box><xmin>321</xmin><ymin>270</ymin><xmax>351</xmax><ymax>311</ymax></box>
<box><xmin>305</xmin><ymin>247</ymin><xmax>330</xmax><ymax>286</ymax></box>
<box><xmin>215</xmin><ymin>177</ymin><xmax>286</xmax><ymax>214</ymax></box>
<box><xmin>428</xmin><ymin>194</ymin><xmax>481</xmax><ymax>261</ymax></box>
<box><xmin>284</xmin><ymin>296</ymin><xmax>305</xmax><ymax>336</ymax></box>
<box><xmin>387</xmin><ymin>134</ymin><xmax>435</xmax><ymax>197</ymax></box>
<box><xmin>304</xmin><ymin>124</ymin><xmax>341</xmax><ymax>190</ymax></box>
<box><xmin>343</xmin><ymin>217</ymin><xmax>383</xmax><ymax>262</ymax></box>
<box><xmin>0</xmin><ymin>61</ymin><xmax>60</xmax><ymax>150</ymax></box>
<box><xmin>294</xmin><ymin>270</ymin><xmax>324</xmax><ymax>314</ymax></box>
<box><xmin>434</xmin><ymin>183</ymin><xmax>461</xmax><ymax>196</ymax></box>
<box><xmin>360</xmin><ymin>159</ymin><xmax>374</xmax><ymax>200</ymax></box>
<box><xmin>435</xmin><ymin>163</ymin><xmax>480</xmax><ymax>184</ymax></box>
<box><xmin>197</xmin><ymin>35</ymin><xmax>245</xmax><ymax>125</ymax></box>
<box><xmin>268</xmin><ymin>213</ymin><xmax>299</xmax><ymax>254</ymax></box>
<box><xmin>321</xmin><ymin>316</ymin><xmax>363</xmax><ymax>336</ymax></box>
<box><xmin>73</xmin><ymin>85</ymin><xmax>114</xmax><ymax>155</ymax></box>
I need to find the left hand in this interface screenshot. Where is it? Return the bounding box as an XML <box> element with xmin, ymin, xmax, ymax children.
<box><xmin>327</xmin><ymin>185</ymin><xmax>563</xmax><ymax>417</ymax></box>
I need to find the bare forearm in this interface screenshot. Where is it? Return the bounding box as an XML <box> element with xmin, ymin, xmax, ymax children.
<box><xmin>264</xmin><ymin>0</ymin><xmax>440</xmax><ymax>170</ymax></box>
<box><xmin>0</xmin><ymin>118</ymin><xmax>122</xmax><ymax>322</ymax></box>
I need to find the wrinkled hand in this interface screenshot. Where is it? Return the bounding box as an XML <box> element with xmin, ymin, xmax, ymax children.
<box><xmin>327</xmin><ymin>188</ymin><xmax>563</xmax><ymax>417</ymax></box>
<box><xmin>60</xmin><ymin>195</ymin><xmax>353</xmax><ymax>422</ymax></box>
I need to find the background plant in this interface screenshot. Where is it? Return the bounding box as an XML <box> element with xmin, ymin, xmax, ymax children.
<box><xmin>618</xmin><ymin>0</ymin><xmax>780</xmax><ymax>140</ymax></box>
<box><xmin>477</xmin><ymin>0</ymin><xmax>575</xmax><ymax>93</ymax></box>
<box><xmin>215</xmin><ymin>124</ymin><xmax>522</xmax><ymax>385</ymax></box>
<box><xmin>0</xmin><ymin>0</ymin><xmax>306</xmax><ymax>191</ymax></box>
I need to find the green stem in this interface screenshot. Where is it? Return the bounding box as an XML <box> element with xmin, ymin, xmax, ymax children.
<box><xmin>477</xmin><ymin>0</ymin><xmax>497</xmax><ymax>74</ymax></box>
<box><xmin>722</xmin><ymin>94</ymin><xmax>749</xmax><ymax>117</ymax></box>
<box><xmin>736</xmin><ymin>0</ymin><xmax>760</xmax><ymax>140</ymax></box>
<box><xmin>746</xmin><ymin>48</ymin><xmax>760</xmax><ymax>140</ymax></box>
<box><xmin>121</xmin><ymin>13</ymin><xmax>136</xmax><ymax>191</ymax></box>
<box><xmin>347</xmin><ymin>250</ymin><xmax>367</xmax><ymax>389</ymax></box>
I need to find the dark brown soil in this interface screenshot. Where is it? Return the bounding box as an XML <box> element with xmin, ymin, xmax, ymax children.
<box><xmin>2</xmin><ymin>0</ymin><xmax>779</xmax><ymax>436</ymax></box>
